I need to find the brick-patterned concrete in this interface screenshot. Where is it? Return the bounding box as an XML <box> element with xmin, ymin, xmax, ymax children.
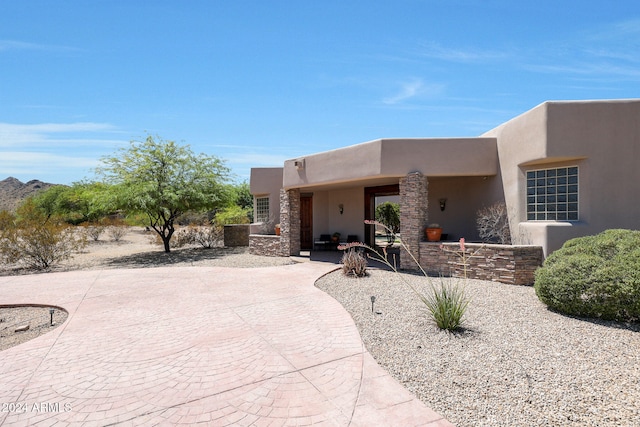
<box><xmin>419</xmin><ymin>241</ymin><xmax>544</xmax><ymax>285</ymax></box>
<box><xmin>0</xmin><ymin>264</ymin><xmax>451</xmax><ymax>426</ymax></box>
<box><xmin>400</xmin><ymin>172</ymin><xmax>429</xmax><ymax>271</ymax></box>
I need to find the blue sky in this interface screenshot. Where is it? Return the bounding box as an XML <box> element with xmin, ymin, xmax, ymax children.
<box><xmin>2</xmin><ymin>1</ymin><xmax>640</xmax><ymax>185</ymax></box>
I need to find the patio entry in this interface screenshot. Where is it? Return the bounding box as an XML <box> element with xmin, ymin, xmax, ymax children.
<box><xmin>364</xmin><ymin>184</ymin><xmax>399</xmax><ymax>246</ymax></box>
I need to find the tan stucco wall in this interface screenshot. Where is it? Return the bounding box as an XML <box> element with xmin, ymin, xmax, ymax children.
<box><xmin>282</xmin><ymin>138</ymin><xmax>498</xmax><ymax>190</ymax></box>
<box><xmin>427</xmin><ymin>176</ymin><xmax>504</xmax><ymax>242</ymax></box>
<box><xmin>249</xmin><ymin>167</ymin><xmax>283</xmax><ymax>231</ymax></box>
<box><xmin>485</xmin><ymin>99</ymin><xmax>640</xmax><ymax>255</ymax></box>
<box><xmin>310</xmin><ymin>187</ymin><xmax>365</xmax><ymax>241</ymax></box>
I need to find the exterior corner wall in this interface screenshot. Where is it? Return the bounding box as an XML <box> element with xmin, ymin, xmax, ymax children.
<box><xmin>399</xmin><ymin>172</ymin><xmax>428</xmax><ymax>271</ymax></box>
<box><xmin>280</xmin><ymin>188</ymin><xmax>301</xmax><ymax>256</ymax></box>
<box><xmin>249</xmin><ymin>235</ymin><xmax>282</xmax><ymax>256</ymax></box>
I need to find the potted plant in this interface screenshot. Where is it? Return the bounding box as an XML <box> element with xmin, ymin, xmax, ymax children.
<box><xmin>331</xmin><ymin>232</ymin><xmax>341</xmax><ymax>243</ymax></box>
<box><xmin>425</xmin><ymin>224</ymin><xmax>442</xmax><ymax>242</ymax></box>
<box><xmin>275</xmin><ymin>224</ymin><xmax>281</xmax><ymax>235</ymax></box>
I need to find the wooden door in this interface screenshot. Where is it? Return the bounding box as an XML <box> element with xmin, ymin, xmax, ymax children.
<box><xmin>300</xmin><ymin>195</ymin><xmax>313</xmax><ymax>250</ymax></box>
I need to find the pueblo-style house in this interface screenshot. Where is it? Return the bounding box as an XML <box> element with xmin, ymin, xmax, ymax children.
<box><xmin>248</xmin><ymin>99</ymin><xmax>640</xmax><ymax>284</ymax></box>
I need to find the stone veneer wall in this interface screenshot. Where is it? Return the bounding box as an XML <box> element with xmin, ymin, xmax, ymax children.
<box><xmin>223</xmin><ymin>224</ymin><xmax>250</xmax><ymax>247</ymax></box>
<box><xmin>419</xmin><ymin>242</ymin><xmax>544</xmax><ymax>285</ymax></box>
<box><xmin>399</xmin><ymin>172</ymin><xmax>428</xmax><ymax>271</ymax></box>
<box><xmin>249</xmin><ymin>235</ymin><xmax>281</xmax><ymax>256</ymax></box>
<box><xmin>279</xmin><ymin>188</ymin><xmax>301</xmax><ymax>256</ymax></box>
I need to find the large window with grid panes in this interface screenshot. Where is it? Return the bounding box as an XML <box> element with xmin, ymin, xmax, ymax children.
<box><xmin>255</xmin><ymin>197</ymin><xmax>270</xmax><ymax>223</ymax></box>
<box><xmin>526</xmin><ymin>166</ymin><xmax>578</xmax><ymax>221</ymax></box>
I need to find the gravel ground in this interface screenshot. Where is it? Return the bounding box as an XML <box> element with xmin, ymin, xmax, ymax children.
<box><xmin>0</xmin><ymin>306</ymin><xmax>68</xmax><ymax>351</ymax></box>
<box><xmin>315</xmin><ymin>268</ymin><xmax>640</xmax><ymax>427</ymax></box>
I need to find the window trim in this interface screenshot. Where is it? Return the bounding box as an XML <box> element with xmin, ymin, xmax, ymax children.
<box><xmin>526</xmin><ymin>165</ymin><xmax>579</xmax><ymax>222</ymax></box>
<box><xmin>255</xmin><ymin>196</ymin><xmax>270</xmax><ymax>223</ymax></box>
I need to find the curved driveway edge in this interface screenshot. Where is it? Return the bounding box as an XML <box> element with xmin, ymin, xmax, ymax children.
<box><xmin>0</xmin><ymin>263</ymin><xmax>451</xmax><ymax>426</ymax></box>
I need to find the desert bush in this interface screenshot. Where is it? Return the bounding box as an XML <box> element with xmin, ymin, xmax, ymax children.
<box><xmin>170</xmin><ymin>225</ymin><xmax>223</xmax><ymax>249</ymax></box>
<box><xmin>192</xmin><ymin>225</ymin><xmax>223</xmax><ymax>248</ymax></box>
<box><xmin>106</xmin><ymin>225</ymin><xmax>127</xmax><ymax>241</ymax></box>
<box><xmin>476</xmin><ymin>201</ymin><xmax>511</xmax><ymax>244</ymax></box>
<box><xmin>534</xmin><ymin>229</ymin><xmax>640</xmax><ymax>322</ymax></box>
<box><xmin>0</xmin><ymin>202</ymin><xmax>87</xmax><ymax>270</ymax></box>
<box><xmin>83</xmin><ymin>222</ymin><xmax>106</xmax><ymax>241</ymax></box>
<box><xmin>341</xmin><ymin>248</ymin><xmax>368</xmax><ymax>277</ymax></box>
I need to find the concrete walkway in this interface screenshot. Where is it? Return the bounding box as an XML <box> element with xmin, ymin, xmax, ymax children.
<box><xmin>0</xmin><ymin>263</ymin><xmax>451</xmax><ymax>426</ymax></box>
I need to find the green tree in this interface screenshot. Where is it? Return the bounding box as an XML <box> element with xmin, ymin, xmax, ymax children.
<box><xmin>96</xmin><ymin>135</ymin><xmax>230</xmax><ymax>252</ymax></box>
<box><xmin>32</xmin><ymin>181</ymin><xmax>111</xmax><ymax>225</ymax></box>
<box><xmin>375</xmin><ymin>202</ymin><xmax>400</xmax><ymax>243</ymax></box>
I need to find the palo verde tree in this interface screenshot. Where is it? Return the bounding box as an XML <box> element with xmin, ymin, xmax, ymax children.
<box><xmin>96</xmin><ymin>135</ymin><xmax>231</xmax><ymax>252</ymax></box>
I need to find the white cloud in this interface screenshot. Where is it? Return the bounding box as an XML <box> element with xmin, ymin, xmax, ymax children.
<box><xmin>382</xmin><ymin>79</ymin><xmax>445</xmax><ymax>105</ymax></box>
<box><xmin>0</xmin><ymin>39</ymin><xmax>79</xmax><ymax>53</ymax></box>
<box><xmin>0</xmin><ymin>122</ymin><xmax>120</xmax><ymax>148</ymax></box>
<box><xmin>414</xmin><ymin>42</ymin><xmax>508</xmax><ymax>63</ymax></box>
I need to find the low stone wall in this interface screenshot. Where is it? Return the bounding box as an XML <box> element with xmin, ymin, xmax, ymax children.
<box><xmin>418</xmin><ymin>242</ymin><xmax>543</xmax><ymax>285</ymax></box>
<box><xmin>249</xmin><ymin>235</ymin><xmax>281</xmax><ymax>257</ymax></box>
<box><xmin>224</xmin><ymin>224</ymin><xmax>250</xmax><ymax>247</ymax></box>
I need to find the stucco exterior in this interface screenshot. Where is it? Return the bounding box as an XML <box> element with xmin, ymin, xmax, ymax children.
<box><xmin>250</xmin><ymin>99</ymin><xmax>640</xmax><ymax>261</ymax></box>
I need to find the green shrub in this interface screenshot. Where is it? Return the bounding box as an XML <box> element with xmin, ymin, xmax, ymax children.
<box><xmin>214</xmin><ymin>205</ymin><xmax>250</xmax><ymax>225</ymax></box>
<box><xmin>534</xmin><ymin>229</ymin><xmax>640</xmax><ymax>322</ymax></box>
<box><xmin>420</xmin><ymin>279</ymin><xmax>469</xmax><ymax>331</ymax></box>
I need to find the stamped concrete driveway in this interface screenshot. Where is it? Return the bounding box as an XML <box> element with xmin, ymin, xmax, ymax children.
<box><xmin>0</xmin><ymin>263</ymin><xmax>451</xmax><ymax>426</ymax></box>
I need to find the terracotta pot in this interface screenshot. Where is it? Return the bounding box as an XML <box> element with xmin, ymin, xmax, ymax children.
<box><xmin>426</xmin><ymin>228</ymin><xmax>442</xmax><ymax>242</ymax></box>
<box><xmin>275</xmin><ymin>226</ymin><xmax>281</xmax><ymax>236</ymax></box>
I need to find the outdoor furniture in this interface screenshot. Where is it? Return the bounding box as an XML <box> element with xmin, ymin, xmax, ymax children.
<box><xmin>347</xmin><ymin>235</ymin><xmax>359</xmax><ymax>243</ymax></box>
<box><xmin>314</xmin><ymin>234</ymin><xmax>332</xmax><ymax>251</ymax></box>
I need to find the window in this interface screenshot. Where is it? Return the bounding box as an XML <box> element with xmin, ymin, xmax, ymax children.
<box><xmin>255</xmin><ymin>197</ymin><xmax>270</xmax><ymax>223</ymax></box>
<box><xmin>526</xmin><ymin>166</ymin><xmax>578</xmax><ymax>221</ymax></box>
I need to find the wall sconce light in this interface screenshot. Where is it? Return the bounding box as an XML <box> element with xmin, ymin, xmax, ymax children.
<box><xmin>294</xmin><ymin>159</ymin><xmax>305</xmax><ymax>170</ymax></box>
<box><xmin>439</xmin><ymin>198</ymin><xmax>447</xmax><ymax>211</ymax></box>
<box><xmin>338</xmin><ymin>204</ymin><xmax>344</xmax><ymax>215</ymax></box>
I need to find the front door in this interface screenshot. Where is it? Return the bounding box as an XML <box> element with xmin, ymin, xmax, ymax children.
<box><xmin>300</xmin><ymin>195</ymin><xmax>313</xmax><ymax>250</ymax></box>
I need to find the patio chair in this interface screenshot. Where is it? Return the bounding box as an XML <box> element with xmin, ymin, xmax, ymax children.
<box><xmin>314</xmin><ymin>234</ymin><xmax>332</xmax><ymax>251</ymax></box>
<box><xmin>347</xmin><ymin>235</ymin><xmax>359</xmax><ymax>243</ymax></box>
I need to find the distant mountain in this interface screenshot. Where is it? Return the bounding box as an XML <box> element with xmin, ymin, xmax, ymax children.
<box><xmin>0</xmin><ymin>177</ymin><xmax>58</xmax><ymax>212</ymax></box>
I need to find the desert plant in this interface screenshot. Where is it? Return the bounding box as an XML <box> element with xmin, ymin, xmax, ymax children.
<box><xmin>193</xmin><ymin>225</ymin><xmax>223</xmax><ymax>248</ymax></box>
<box><xmin>340</xmin><ymin>220</ymin><xmax>471</xmax><ymax>331</ymax></box>
<box><xmin>341</xmin><ymin>248</ymin><xmax>368</xmax><ymax>277</ymax></box>
<box><xmin>419</xmin><ymin>279</ymin><xmax>469</xmax><ymax>331</ymax></box>
<box><xmin>534</xmin><ymin>229</ymin><xmax>640</xmax><ymax>322</ymax></box>
<box><xmin>84</xmin><ymin>223</ymin><xmax>106</xmax><ymax>241</ymax></box>
<box><xmin>0</xmin><ymin>201</ymin><xmax>87</xmax><ymax>270</ymax></box>
<box><xmin>106</xmin><ymin>225</ymin><xmax>127</xmax><ymax>241</ymax></box>
<box><xmin>476</xmin><ymin>201</ymin><xmax>511</xmax><ymax>244</ymax></box>
<box><xmin>214</xmin><ymin>205</ymin><xmax>251</xmax><ymax>225</ymax></box>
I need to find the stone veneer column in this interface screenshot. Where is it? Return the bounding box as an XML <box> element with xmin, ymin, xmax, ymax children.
<box><xmin>279</xmin><ymin>188</ymin><xmax>301</xmax><ymax>256</ymax></box>
<box><xmin>399</xmin><ymin>172</ymin><xmax>428</xmax><ymax>271</ymax></box>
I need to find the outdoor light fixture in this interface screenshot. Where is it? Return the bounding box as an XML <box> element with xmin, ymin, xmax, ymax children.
<box><xmin>49</xmin><ymin>308</ymin><xmax>55</xmax><ymax>326</ymax></box>
<box><xmin>370</xmin><ymin>295</ymin><xmax>376</xmax><ymax>313</ymax></box>
<box><xmin>294</xmin><ymin>159</ymin><xmax>305</xmax><ymax>170</ymax></box>
<box><xmin>339</xmin><ymin>204</ymin><xmax>344</xmax><ymax>215</ymax></box>
<box><xmin>439</xmin><ymin>198</ymin><xmax>447</xmax><ymax>211</ymax></box>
